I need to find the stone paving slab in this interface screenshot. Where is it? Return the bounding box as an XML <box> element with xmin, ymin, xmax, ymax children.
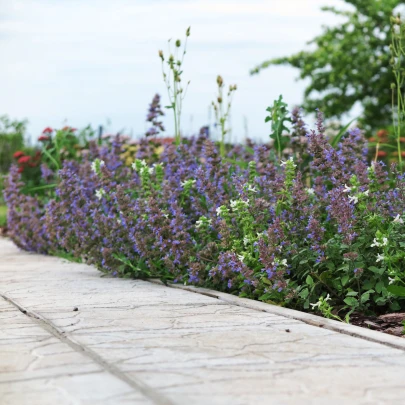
<box><xmin>1</xmin><ymin>238</ymin><xmax>405</xmax><ymax>404</ymax></box>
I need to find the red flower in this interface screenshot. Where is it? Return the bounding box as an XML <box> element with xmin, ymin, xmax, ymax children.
<box><xmin>18</xmin><ymin>167</ymin><xmax>24</xmax><ymax>173</ymax></box>
<box><xmin>13</xmin><ymin>151</ymin><xmax>25</xmax><ymax>159</ymax></box>
<box><xmin>377</xmin><ymin>151</ymin><xmax>387</xmax><ymax>157</ymax></box>
<box><xmin>62</xmin><ymin>126</ymin><xmax>76</xmax><ymax>132</ymax></box>
<box><xmin>42</xmin><ymin>127</ymin><xmax>53</xmax><ymax>134</ymax></box>
<box><xmin>377</xmin><ymin>130</ymin><xmax>388</xmax><ymax>138</ymax></box>
<box><xmin>38</xmin><ymin>135</ymin><xmax>50</xmax><ymax>142</ymax></box>
<box><xmin>18</xmin><ymin>156</ymin><xmax>31</xmax><ymax>164</ymax></box>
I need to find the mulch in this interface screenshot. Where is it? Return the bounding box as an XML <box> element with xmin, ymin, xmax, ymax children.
<box><xmin>351</xmin><ymin>312</ymin><xmax>405</xmax><ymax>338</ymax></box>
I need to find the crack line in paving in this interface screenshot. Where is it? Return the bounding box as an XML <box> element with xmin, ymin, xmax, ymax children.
<box><xmin>0</xmin><ymin>293</ymin><xmax>175</xmax><ymax>405</ymax></box>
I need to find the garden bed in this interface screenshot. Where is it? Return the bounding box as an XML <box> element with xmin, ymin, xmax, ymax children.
<box><xmin>3</xmin><ymin>108</ymin><xmax>405</xmax><ymax>330</ymax></box>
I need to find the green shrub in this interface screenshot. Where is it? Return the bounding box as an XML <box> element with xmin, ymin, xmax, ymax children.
<box><xmin>0</xmin><ymin>115</ymin><xmax>27</xmax><ymax>174</ymax></box>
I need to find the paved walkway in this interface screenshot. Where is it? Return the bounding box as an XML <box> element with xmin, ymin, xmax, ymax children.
<box><xmin>1</xmin><ymin>238</ymin><xmax>405</xmax><ymax>405</ymax></box>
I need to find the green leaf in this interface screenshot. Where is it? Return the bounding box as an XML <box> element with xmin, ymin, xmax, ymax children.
<box><xmin>390</xmin><ymin>301</ymin><xmax>401</xmax><ymax>311</ymax></box>
<box><xmin>360</xmin><ymin>292</ymin><xmax>370</xmax><ymax>304</ymax></box>
<box><xmin>346</xmin><ymin>291</ymin><xmax>358</xmax><ymax>296</ymax></box>
<box><xmin>375</xmin><ymin>281</ymin><xmax>384</xmax><ymax>294</ymax></box>
<box><xmin>341</xmin><ymin>274</ymin><xmax>349</xmax><ymax>286</ymax></box>
<box><xmin>344</xmin><ymin>297</ymin><xmax>358</xmax><ymax>307</ymax></box>
<box><xmin>330</xmin><ymin>116</ymin><xmax>359</xmax><ymax>148</ymax></box>
<box><xmin>387</xmin><ymin>285</ymin><xmax>405</xmax><ymax>297</ymax></box>
<box><xmin>299</xmin><ymin>288</ymin><xmax>309</xmax><ymax>299</ymax></box>
<box><xmin>368</xmin><ymin>266</ymin><xmax>384</xmax><ymax>275</ymax></box>
<box><xmin>368</xmin><ymin>143</ymin><xmax>398</xmax><ymax>150</ymax></box>
<box><xmin>306</xmin><ymin>275</ymin><xmax>314</xmax><ymax>286</ymax></box>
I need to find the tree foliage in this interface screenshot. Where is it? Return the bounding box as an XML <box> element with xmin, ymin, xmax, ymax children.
<box><xmin>251</xmin><ymin>0</ymin><xmax>403</xmax><ymax>131</ymax></box>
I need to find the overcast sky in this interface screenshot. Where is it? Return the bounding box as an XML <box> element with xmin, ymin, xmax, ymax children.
<box><xmin>0</xmin><ymin>0</ymin><xmax>347</xmax><ymax>143</ymax></box>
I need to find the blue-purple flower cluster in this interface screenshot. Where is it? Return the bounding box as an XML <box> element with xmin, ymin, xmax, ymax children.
<box><xmin>4</xmin><ymin>111</ymin><xmax>405</xmax><ymax>315</ymax></box>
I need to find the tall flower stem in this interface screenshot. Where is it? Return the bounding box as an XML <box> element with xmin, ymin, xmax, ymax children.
<box><xmin>159</xmin><ymin>27</ymin><xmax>191</xmax><ymax>147</ymax></box>
<box><xmin>390</xmin><ymin>13</ymin><xmax>405</xmax><ymax>166</ymax></box>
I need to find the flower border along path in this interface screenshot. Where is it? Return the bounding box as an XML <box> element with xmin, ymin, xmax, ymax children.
<box><xmin>2</xmin><ymin>238</ymin><xmax>405</xmax><ymax>405</ymax></box>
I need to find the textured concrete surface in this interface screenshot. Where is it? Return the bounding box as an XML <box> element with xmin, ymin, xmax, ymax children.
<box><xmin>1</xmin><ymin>238</ymin><xmax>405</xmax><ymax>405</ymax></box>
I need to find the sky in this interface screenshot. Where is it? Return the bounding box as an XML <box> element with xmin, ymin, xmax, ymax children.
<box><xmin>0</xmin><ymin>0</ymin><xmax>347</xmax><ymax>143</ymax></box>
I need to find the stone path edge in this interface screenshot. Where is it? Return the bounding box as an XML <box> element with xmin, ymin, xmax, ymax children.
<box><xmin>148</xmin><ymin>280</ymin><xmax>405</xmax><ymax>351</ymax></box>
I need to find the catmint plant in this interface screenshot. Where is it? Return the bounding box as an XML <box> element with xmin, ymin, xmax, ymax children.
<box><xmin>145</xmin><ymin>94</ymin><xmax>165</xmax><ymax>137</ymax></box>
<box><xmin>159</xmin><ymin>27</ymin><xmax>191</xmax><ymax>146</ymax></box>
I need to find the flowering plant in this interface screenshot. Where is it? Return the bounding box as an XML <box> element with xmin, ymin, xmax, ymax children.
<box><xmin>4</xmin><ymin>106</ymin><xmax>405</xmax><ymax>321</ymax></box>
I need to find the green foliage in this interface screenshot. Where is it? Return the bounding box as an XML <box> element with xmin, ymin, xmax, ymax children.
<box><xmin>251</xmin><ymin>0</ymin><xmax>403</xmax><ymax>131</ymax></box>
<box><xmin>265</xmin><ymin>95</ymin><xmax>291</xmax><ymax>159</ymax></box>
<box><xmin>0</xmin><ymin>115</ymin><xmax>26</xmax><ymax>173</ymax></box>
<box><xmin>390</xmin><ymin>11</ymin><xmax>405</xmax><ymax>165</ymax></box>
<box><xmin>41</xmin><ymin>126</ymin><xmax>96</xmax><ymax>172</ymax></box>
<box><xmin>0</xmin><ymin>205</ymin><xmax>7</xmax><ymax>227</ymax></box>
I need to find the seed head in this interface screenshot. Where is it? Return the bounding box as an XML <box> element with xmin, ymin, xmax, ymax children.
<box><xmin>216</xmin><ymin>75</ymin><xmax>223</xmax><ymax>87</ymax></box>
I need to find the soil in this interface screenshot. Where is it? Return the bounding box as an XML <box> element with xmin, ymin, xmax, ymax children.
<box><xmin>351</xmin><ymin>312</ymin><xmax>405</xmax><ymax>338</ymax></box>
<box><xmin>0</xmin><ymin>226</ymin><xmax>7</xmax><ymax>237</ymax></box>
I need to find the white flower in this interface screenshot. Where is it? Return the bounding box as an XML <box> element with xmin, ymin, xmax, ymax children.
<box><xmin>388</xmin><ymin>277</ymin><xmax>396</xmax><ymax>285</ymax></box>
<box><xmin>310</xmin><ymin>301</ymin><xmax>321</xmax><ymax>309</ymax></box>
<box><xmin>306</xmin><ymin>188</ymin><xmax>315</xmax><ymax>195</ymax></box>
<box><xmin>230</xmin><ymin>200</ymin><xmax>237</xmax><ymax>208</ymax></box>
<box><xmin>148</xmin><ymin>167</ymin><xmax>154</xmax><ymax>175</ymax></box>
<box><xmin>376</xmin><ymin>253</ymin><xmax>384</xmax><ymax>263</ymax></box>
<box><xmin>393</xmin><ymin>214</ymin><xmax>404</xmax><ymax>224</ymax></box>
<box><xmin>196</xmin><ymin>218</ymin><xmax>211</xmax><ymax>228</ymax></box>
<box><xmin>181</xmin><ymin>179</ymin><xmax>196</xmax><ymax>187</ymax></box>
<box><xmin>131</xmin><ymin>162</ymin><xmax>137</xmax><ymax>170</ymax></box>
<box><xmin>216</xmin><ymin>206</ymin><xmax>224</xmax><ymax>216</ymax></box>
<box><xmin>247</xmin><ymin>185</ymin><xmax>258</xmax><ymax>193</ymax></box>
<box><xmin>95</xmin><ymin>188</ymin><xmax>106</xmax><ymax>200</ymax></box>
<box><xmin>324</xmin><ymin>294</ymin><xmax>331</xmax><ymax>302</ymax></box>
<box><xmin>343</xmin><ymin>184</ymin><xmax>352</xmax><ymax>193</ymax></box>
<box><xmin>382</xmin><ymin>237</ymin><xmax>388</xmax><ymax>246</ymax></box>
<box><xmin>91</xmin><ymin>160</ymin><xmax>105</xmax><ymax>174</ymax></box>
<box><xmin>237</xmin><ymin>254</ymin><xmax>245</xmax><ymax>263</ymax></box>
<box><xmin>348</xmin><ymin>195</ymin><xmax>358</xmax><ymax>204</ymax></box>
<box><xmin>117</xmin><ymin>219</ymin><xmax>122</xmax><ymax>224</ymax></box>
<box><xmin>280</xmin><ymin>157</ymin><xmax>296</xmax><ymax>167</ymax></box>
<box><xmin>393</xmin><ymin>4</ymin><xmax>405</xmax><ymax>21</ymax></box>
<box><xmin>363</xmin><ymin>189</ymin><xmax>370</xmax><ymax>196</ymax></box>
<box><xmin>243</xmin><ymin>236</ymin><xmax>250</xmax><ymax>246</ymax></box>
<box><xmin>280</xmin><ymin>259</ymin><xmax>287</xmax><ymax>267</ymax></box>
<box><xmin>371</xmin><ymin>238</ymin><xmax>381</xmax><ymax>248</ymax></box>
